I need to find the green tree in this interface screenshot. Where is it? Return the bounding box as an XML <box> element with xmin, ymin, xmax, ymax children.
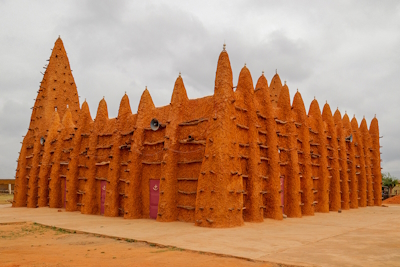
<box><xmin>382</xmin><ymin>172</ymin><xmax>399</xmax><ymax>195</ymax></box>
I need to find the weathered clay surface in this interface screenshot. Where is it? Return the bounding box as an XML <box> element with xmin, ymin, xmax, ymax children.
<box><xmin>333</xmin><ymin>109</ymin><xmax>350</xmax><ymax>210</ymax></box>
<box><xmin>322</xmin><ymin>103</ymin><xmax>341</xmax><ymax>211</ymax></box>
<box><xmin>292</xmin><ymin>91</ymin><xmax>313</xmax><ymax>216</ymax></box>
<box><xmin>12</xmin><ymin>38</ymin><xmax>382</xmax><ymax>227</ymax></box>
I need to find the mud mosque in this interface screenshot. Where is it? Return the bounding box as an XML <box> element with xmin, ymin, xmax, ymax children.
<box><xmin>12</xmin><ymin>38</ymin><xmax>382</xmax><ymax>228</ymax></box>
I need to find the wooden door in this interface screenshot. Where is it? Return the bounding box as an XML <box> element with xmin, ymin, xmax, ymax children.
<box><xmin>149</xmin><ymin>180</ymin><xmax>160</xmax><ymax>219</ymax></box>
<box><xmin>100</xmin><ymin>181</ymin><xmax>106</xmax><ymax>215</ymax></box>
<box><xmin>63</xmin><ymin>178</ymin><xmax>67</xmax><ymax>208</ymax></box>
<box><xmin>280</xmin><ymin>176</ymin><xmax>285</xmax><ymax>214</ymax></box>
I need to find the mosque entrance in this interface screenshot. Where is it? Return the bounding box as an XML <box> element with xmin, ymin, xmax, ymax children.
<box><xmin>62</xmin><ymin>178</ymin><xmax>67</xmax><ymax>208</ymax></box>
<box><xmin>280</xmin><ymin>176</ymin><xmax>285</xmax><ymax>213</ymax></box>
<box><xmin>100</xmin><ymin>181</ymin><xmax>107</xmax><ymax>215</ymax></box>
<box><xmin>149</xmin><ymin>180</ymin><xmax>160</xmax><ymax>219</ymax></box>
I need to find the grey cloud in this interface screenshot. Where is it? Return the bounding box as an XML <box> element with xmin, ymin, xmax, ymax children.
<box><xmin>0</xmin><ymin>1</ymin><xmax>399</xmax><ymax>180</ymax></box>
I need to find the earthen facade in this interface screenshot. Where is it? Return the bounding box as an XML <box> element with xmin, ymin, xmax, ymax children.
<box><xmin>13</xmin><ymin>38</ymin><xmax>383</xmax><ymax>227</ymax></box>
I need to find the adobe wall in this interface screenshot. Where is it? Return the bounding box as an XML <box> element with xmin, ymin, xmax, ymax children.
<box><xmin>333</xmin><ymin>110</ymin><xmax>350</xmax><ymax>210</ymax></box>
<box><xmin>12</xmin><ymin>38</ymin><xmax>383</xmax><ymax>227</ymax></box>
<box><xmin>254</xmin><ymin>74</ymin><xmax>282</xmax><ymax>220</ymax></box>
<box><xmin>369</xmin><ymin>117</ymin><xmax>382</xmax><ymax>206</ymax></box>
<box><xmin>322</xmin><ymin>103</ymin><xmax>341</xmax><ymax>211</ymax></box>
<box><xmin>307</xmin><ymin>100</ymin><xmax>330</xmax><ymax>213</ymax></box>
<box><xmin>342</xmin><ymin>114</ymin><xmax>358</xmax><ymax>208</ymax></box>
<box><xmin>275</xmin><ymin>85</ymin><xmax>301</xmax><ymax>217</ymax></box>
<box><xmin>292</xmin><ymin>91</ymin><xmax>314</xmax><ymax>216</ymax></box>
<box><xmin>351</xmin><ymin>117</ymin><xmax>368</xmax><ymax>207</ymax></box>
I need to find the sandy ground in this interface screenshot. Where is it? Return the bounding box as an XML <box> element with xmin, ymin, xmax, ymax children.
<box><xmin>1</xmin><ymin>204</ymin><xmax>400</xmax><ymax>267</ymax></box>
<box><xmin>0</xmin><ymin>222</ymin><xmax>277</xmax><ymax>267</ymax></box>
<box><xmin>383</xmin><ymin>195</ymin><xmax>400</xmax><ymax>204</ymax></box>
<box><xmin>0</xmin><ymin>193</ymin><xmax>13</xmax><ymax>204</ymax></box>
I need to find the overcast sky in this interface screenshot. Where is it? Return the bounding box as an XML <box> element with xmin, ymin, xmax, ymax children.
<box><xmin>1</xmin><ymin>1</ymin><xmax>399</xmax><ymax>179</ymax></box>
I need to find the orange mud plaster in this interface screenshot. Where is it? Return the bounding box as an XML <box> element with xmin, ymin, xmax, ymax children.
<box><xmin>12</xmin><ymin>38</ymin><xmax>383</xmax><ymax>228</ymax></box>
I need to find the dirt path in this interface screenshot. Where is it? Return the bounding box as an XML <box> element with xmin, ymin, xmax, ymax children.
<box><xmin>0</xmin><ymin>222</ymin><xmax>278</xmax><ymax>267</ymax></box>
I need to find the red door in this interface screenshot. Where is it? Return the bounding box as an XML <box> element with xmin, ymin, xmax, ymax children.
<box><xmin>149</xmin><ymin>180</ymin><xmax>160</xmax><ymax>219</ymax></box>
<box><xmin>100</xmin><ymin>181</ymin><xmax>106</xmax><ymax>215</ymax></box>
<box><xmin>63</xmin><ymin>178</ymin><xmax>67</xmax><ymax>208</ymax></box>
<box><xmin>280</xmin><ymin>176</ymin><xmax>285</xmax><ymax>214</ymax></box>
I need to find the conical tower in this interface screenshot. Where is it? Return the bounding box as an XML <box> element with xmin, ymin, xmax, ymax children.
<box><xmin>292</xmin><ymin>91</ymin><xmax>314</xmax><ymax>216</ymax></box>
<box><xmin>195</xmin><ymin>45</ymin><xmax>244</xmax><ymax>227</ymax></box>
<box><xmin>333</xmin><ymin>109</ymin><xmax>350</xmax><ymax>210</ymax></box>
<box><xmin>254</xmin><ymin>73</ymin><xmax>282</xmax><ymax>220</ymax></box>
<box><xmin>13</xmin><ymin>37</ymin><xmax>80</xmax><ymax>207</ymax></box>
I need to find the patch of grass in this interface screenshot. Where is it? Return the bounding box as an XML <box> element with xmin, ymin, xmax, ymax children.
<box><xmin>150</xmin><ymin>249</ymin><xmax>169</xmax><ymax>253</ymax></box>
<box><xmin>55</xmin><ymin>228</ymin><xmax>69</xmax><ymax>235</ymax></box>
<box><xmin>0</xmin><ymin>223</ymin><xmax>48</xmax><ymax>240</ymax></box>
<box><xmin>150</xmin><ymin>246</ymin><xmax>184</xmax><ymax>253</ymax></box>
<box><xmin>169</xmin><ymin>247</ymin><xmax>184</xmax><ymax>252</ymax></box>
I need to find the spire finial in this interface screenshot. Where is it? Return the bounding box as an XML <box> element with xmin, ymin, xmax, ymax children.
<box><xmin>262</xmin><ymin>70</ymin><xmax>264</xmax><ymax>75</ymax></box>
<box><xmin>284</xmin><ymin>80</ymin><xmax>286</xmax><ymax>85</ymax></box>
<box><xmin>145</xmin><ymin>86</ymin><xmax>147</xmax><ymax>90</ymax></box>
<box><xmin>223</xmin><ymin>43</ymin><xmax>226</xmax><ymax>51</ymax></box>
<box><xmin>244</xmin><ymin>63</ymin><xmax>246</xmax><ymax>66</ymax></box>
<box><xmin>363</xmin><ymin>115</ymin><xmax>365</xmax><ymax>119</ymax></box>
<box><xmin>345</xmin><ymin>110</ymin><xmax>347</xmax><ymax>114</ymax></box>
<box><xmin>353</xmin><ymin>114</ymin><xmax>355</xmax><ymax>118</ymax></box>
<box><xmin>326</xmin><ymin>100</ymin><xmax>327</xmax><ymax>104</ymax></box>
<box><xmin>314</xmin><ymin>96</ymin><xmax>316</xmax><ymax>100</ymax></box>
<box><xmin>179</xmin><ymin>72</ymin><xmax>181</xmax><ymax>77</ymax></box>
<box><xmin>125</xmin><ymin>91</ymin><xmax>126</xmax><ymax>95</ymax></box>
<box><xmin>103</xmin><ymin>96</ymin><xmax>105</xmax><ymax>100</ymax></box>
<box><xmin>297</xmin><ymin>88</ymin><xmax>298</xmax><ymax>92</ymax></box>
<box><xmin>275</xmin><ymin>69</ymin><xmax>277</xmax><ymax>74</ymax></box>
<box><xmin>374</xmin><ymin>114</ymin><xmax>376</xmax><ymax>118</ymax></box>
